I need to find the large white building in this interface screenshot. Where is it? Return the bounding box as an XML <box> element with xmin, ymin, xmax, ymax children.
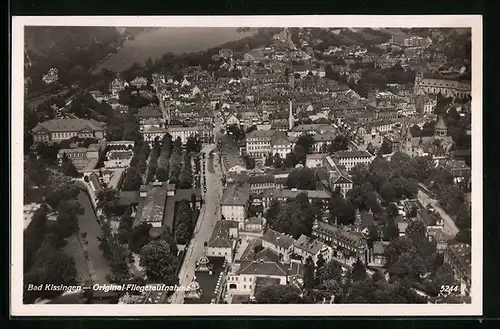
<box><xmin>220</xmin><ymin>183</ymin><xmax>250</xmax><ymax>229</ymax></box>
<box><xmin>260</xmin><ymin>229</ymin><xmax>296</xmax><ymax>262</ymax></box>
<box><xmin>206</xmin><ymin>220</ymin><xmax>239</xmax><ymax>263</ymax></box>
<box><xmin>32</xmin><ymin>119</ymin><xmax>106</xmax><ymax>143</ymax></box>
<box><xmin>332</xmin><ymin>150</ymin><xmax>374</xmax><ymax>172</ymax></box>
<box><xmin>414</xmin><ymin>71</ymin><xmax>471</xmax><ymax>99</ymax></box>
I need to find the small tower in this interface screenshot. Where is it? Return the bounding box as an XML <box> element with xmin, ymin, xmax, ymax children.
<box><xmin>435</xmin><ymin>115</ymin><xmax>447</xmax><ymax>137</ymax></box>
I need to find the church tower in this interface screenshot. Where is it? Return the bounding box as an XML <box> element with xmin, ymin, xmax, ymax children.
<box><xmin>435</xmin><ymin>115</ymin><xmax>448</xmax><ymax>137</ymax></box>
<box><xmin>288</xmin><ymin>99</ymin><xmax>295</xmax><ymax>131</ymax></box>
<box><xmin>414</xmin><ymin>70</ymin><xmax>425</xmax><ymax>96</ymax></box>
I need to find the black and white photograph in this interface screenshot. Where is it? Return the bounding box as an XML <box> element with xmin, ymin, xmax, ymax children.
<box><xmin>11</xmin><ymin>15</ymin><xmax>482</xmax><ymax>316</ymax></box>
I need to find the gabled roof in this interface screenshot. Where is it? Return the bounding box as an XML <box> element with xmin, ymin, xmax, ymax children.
<box><xmin>293</xmin><ymin>234</ymin><xmax>325</xmax><ymax>255</ymax></box>
<box><xmin>261</xmin><ymin>229</ymin><xmax>295</xmax><ymax>249</ymax></box>
<box><xmin>237</xmin><ymin>260</ymin><xmax>287</xmax><ymax>276</ymax></box>
<box><xmin>220</xmin><ymin>183</ymin><xmax>250</xmax><ymax>206</ymax></box>
<box><xmin>207</xmin><ymin>220</ymin><xmax>239</xmax><ymax>248</ymax></box>
<box><xmin>32</xmin><ymin>119</ymin><xmax>105</xmax><ymax>133</ymax></box>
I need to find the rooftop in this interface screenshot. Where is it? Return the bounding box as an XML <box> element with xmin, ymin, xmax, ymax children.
<box><xmin>134</xmin><ymin>183</ymin><xmax>168</xmax><ymax>226</ymax></box>
<box><xmin>447</xmin><ymin>243</ymin><xmax>471</xmax><ymax>279</ymax></box>
<box><xmin>293</xmin><ymin>234</ymin><xmax>326</xmax><ymax>255</ymax></box>
<box><xmin>33</xmin><ymin>118</ymin><xmax>105</xmax><ymax>133</ymax></box>
<box><xmin>334</xmin><ymin>150</ymin><xmax>373</xmax><ymax>158</ymax></box>
<box><xmin>208</xmin><ymin>220</ymin><xmax>239</xmax><ymax>248</ymax></box>
<box><xmin>221</xmin><ymin>183</ymin><xmax>250</xmax><ymax>206</ymax></box>
<box><xmin>261</xmin><ymin>229</ymin><xmax>295</xmax><ymax>250</ymax></box>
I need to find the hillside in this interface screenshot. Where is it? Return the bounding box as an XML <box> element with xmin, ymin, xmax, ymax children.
<box><xmin>24</xmin><ymin>26</ymin><xmax>125</xmax><ymax>95</ymax></box>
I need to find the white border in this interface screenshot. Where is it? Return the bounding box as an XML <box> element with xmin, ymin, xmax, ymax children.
<box><xmin>11</xmin><ymin>15</ymin><xmax>483</xmax><ymax>317</ymax></box>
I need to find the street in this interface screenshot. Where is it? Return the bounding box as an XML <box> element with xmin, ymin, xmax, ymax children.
<box><xmin>169</xmin><ymin>117</ymin><xmax>224</xmax><ymax>303</ymax></box>
<box><xmin>417</xmin><ymin>190</ymin><xmax>459</xmax><ymax>237</ymax></box>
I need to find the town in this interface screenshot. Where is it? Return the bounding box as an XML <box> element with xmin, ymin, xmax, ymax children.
<box><xmin>22</xmin><ymin>27</ymin><xmax>472</xmax><ymax>305</ymax></box>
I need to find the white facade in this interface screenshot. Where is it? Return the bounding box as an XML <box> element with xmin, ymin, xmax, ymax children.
<box><xmin>221</xmin><ymin>205</ymin><xmax>246</xmax><ymax>228</ymax></box>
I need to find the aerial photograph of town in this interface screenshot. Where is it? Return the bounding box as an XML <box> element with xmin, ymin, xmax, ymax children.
<box><xmin>20</xmin><ymin>23</ymin><xmax>474</xmax><ymax>308</ymax></box>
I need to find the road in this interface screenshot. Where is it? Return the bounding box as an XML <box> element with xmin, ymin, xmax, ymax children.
<box><xmin>169</xmin><ymin>142</ymin><xmax>224</xmax><ymax>304</ymax></box>
<box><xmin>417</xmin><ymin>190</ymin><xmax>459</xmax><ymax>237</ymax></box>
<box><xmin>76</xmin><ymin>190</ymin><xmax>111</xmax><ymax>284</ymax></box>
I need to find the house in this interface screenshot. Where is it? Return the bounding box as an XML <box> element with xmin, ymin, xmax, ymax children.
<box><xmin>206</xmin><ymin>220</ymin><xmax>239</xmax><ymax>262</ymax></box>
<box><xmin>260</xmin><ymin>189</ymin><xmax>331</xmax><ymax>211</ymax></box>
<box><xmin>312</xmin><ymin>220</ymin><xmax>369</xmax><ymax>264</ymax></box>
<box><xmin>322</xmin><ymin>155</ymin><xmax>352</xmax><ymax>197</ymax></box>
<box><xmin>260</xmin><ymin>229</ymin><xmax>295</xmax><ymax>262</ymax></box>
<box><xmin>306</xmin><ymin>154</ymin><xmax>326</xmax><ymax>168</ymax></box>
<box><xmin>130</xmin><ymin>76</ymin><xmax>148</xmax><ymax>88</ymax></box>
<box><xmin>42</xmin><ymin>68</ymin><xmax>59</xmax><ymax>84</ymax></box>
<box><xmin>293</xmin><ymin>234</ymin><xmax>332</xmax><ymax>264</ymax></box>
<box><xmin>246</xmin><ymin>130</ymin><xmax>278</xmax><ymax>160</ymax></box>
<box><xmin>416</xmin><ymin>208</ymin><xmax>444</xmax><ymax>240</ymax></box>
<box><xmin>369</xmin><ymin>241</ymin><xmax>390</xmax><ymax>266</ymax></box>
<box><xmin>243</xmin><ymin>215</ymin><xmax>265</xmax><ymax>233</ymax></box>
<box><xmin>226</xmin><ymin>259</ymin><xmax>303</xmax><ymax>297</ymax></box>
<box><xmin>444</xmin><ymin>243</ymin><xmax>471</xmax><ymax>296</ymax></box>
<box><xmin>332</xmin><ymin>150</ymin><xmax>374</xmax><ymax>172</ymax></box>
<box><xmin>271</xmin><ymin>133</ymin><xmax>294</xmax><ymax>159</ymax></box>
<box><xmin>32</xmin><ymin>119</ymin><xmax>106</xmax><ymax>143</ymax></box>
<box><xmin>220</xmin><ymin>183</ymin><xmax>250</xmax><ymax>229</ymax></box>
<box><xmin>110</xmin><ymin>78</ymin><xmax>126</xmax><ymax>96</ymax></box>
<box><xmin>168</xmin><ymin>125</ymin><xmax>212</xmax><ymax>144</ymax></box>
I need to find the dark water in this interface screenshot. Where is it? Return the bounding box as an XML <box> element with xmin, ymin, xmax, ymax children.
<box><xmin>96</xmin><ymin>27</ymin><xmax>256</xmax><ymax>72</ymax></box>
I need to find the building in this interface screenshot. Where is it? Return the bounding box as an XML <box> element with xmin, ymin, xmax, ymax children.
<box><xmin>42</xmin><ymin>68</ymin><xmax>59</xmax><ymax>84</ymax></box>
<box><xmin>220</xmin><ymin>183</ymin><xmax>250</xmax><ymax>229</ymax></box>
<box><xmin>444</xmin><ymin>243</ymin><xmax>471</xmax><ymax>296</ymax></box>
<box><xmin>245</xmin><ymin>130</ymin><xmax>278</xmax><ymax>159</ymax></box>
<box><xmin>271</xmin><ymin>133</ymin><xmax>294</xmax><ymax>159</ymax></box>
<box><xmin>133</xmin><ymin>182</ymin><xmax>168</xmax><ymax>228</ymax></box>
<box><xmin>292</xmin><ymin>234</ymin><xmax>332</xmax><ymax>264</ymax></box>
<box><xmin>306</xmin><ymin>154</ymin><xmax>327</xmax><ymax>168</ymax></box>
<box><xmin>226</xmin><ymin>259</ymin><xmax>302</xmax><ymax>297</ymax></box>
<box><xmin>130</xmin><ymin>76</ymin><xmax>148</xmax><ymax>89</ymax></box>
<box><xmin>32</xmin><ymin>119</ymin><xmax>106</xmax><ymax>143</ymax></box>
<box><xmin>260</xmin><ymin>189</ymin><xmax>330</xmax><ymax>210</ymax></box>
<box><xmin>332</xmin><ymin>150</ymin><xmax>374</xmax><ymax>172</ymax></box>
<box><xmin>312</xmin><ymin>220</ymin><xmax>369</xmax><ymax>264</ymax></box>
<box><xmin>260</xmin><ymin>229</ymin><xmax>296</xmax><ymax>262</ymax></box>
<box><xmin>206</xmin><ymin>220</ymin><xmax>239</xmax><ymax>262</ymax></box>
<box><xmin>414</xmin><ymin>71</ymin><xmax>471</xmax><ymax>99</ymax></box>
<box><xmin>416</xmin><ymin>208</ymin><xmax>444</xmax><ymax>239</ymax></box>
<box><xmin>168</xmin><ymin>125</ymin><xmax>213</xmax><ymax>144</ymax></box>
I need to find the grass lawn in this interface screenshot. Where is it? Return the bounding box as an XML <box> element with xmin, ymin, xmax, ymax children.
<box><xmin>63</xmin><ymin>235</ymin><xmax>91</xmax><ymax>284</ymax></box>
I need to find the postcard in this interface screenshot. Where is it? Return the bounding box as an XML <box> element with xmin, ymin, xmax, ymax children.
<box><xmin>11</xmin><ymin>15</ymin><xmax>482</xmax><ymax>316</ymax></box>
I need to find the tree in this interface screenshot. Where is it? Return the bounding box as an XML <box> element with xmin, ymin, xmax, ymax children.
<box><xmin>328</xmin><ymin>193</ymin><xmax>356</xmax><ymax>225</ymax></box>
<box><xmin>296</xmin><ymin>134</ymin><xmax>315</xmax><ymax>154</ymax></box>
<box><xmin>264</xmin><ymin>153</ymin><xmax>274</xmax><ymax>166</ymax></box>
<box><xmin>455</xmin><ymin>229</ymin><xmax>471</xmax><ymax>244</ymax></box>
<box><xmin>23</xmin><ymin>248</ymin><xmax>78</xmax><ymax>302</ymax></box>
<box><xmin>286</xmin><ymin>167</ymin><xmax>317</xmax><ymax>190</ymax></box>
<box><xmin>405</xmin><ymin>220</ymin><xmax>426</xmax><ymax>242</ymax></box>
<box><xmin>379</xmin><ymin>180</ymin><xmax>396</xmax><ymax>203</ymax></box>
<box><xmin>96</xmin><ymin>188</ymin><xmax>120</xmax><ymax>215</ymax></box>
<box><xmin>350</xmin><ymin>164</ymin><xmax>370</xmax><ymax>186</ymax></box>
<box><xmin>139</xmin><ymin>240</ymin><xmax>179</xmax><ymax>284</ymax></box>
<box><xmin>315</xmin><ymin>253</ymin><xmax>326</xmax><ymax>272</ymax></box>
<box><xmin>121</xmin><ymin>167</ymin><xmax>143</xmax><ymax>191</ymax></box>
<box><xmin>303</xmin><ymin>256</ymin><xmax>316</xmax><ymax>290</ymax></box>
<box><xmin>117</xmin><ymin>208</ymin><xmax>134</xmax><ymax>244</ymax></box>
<box><xmin>243</xmin><ymin>155</ymin><xmax>255</xmax><ymax>169</ymax></box>
<box><xmin>174</xmin><ymin>222</ymin><xmax>192</xmax><ymax>245</ymax></box>
<box><xmin>264</xmin><ymin>200</ymin><xmax>281</xmax><ymax>228</ymax></box>
<box><xmin>455</xmin><ymin>203</ymin><xmax>471</xmax><ymax>230</ymax></box>
<box><xmin>328</xmin><ymin>135</ymin><xmax>349</xmax><ymax>154</ymax></box>
<box><xmin>60</xmin><ymin>155</ymin><xmax>80</xmax><ymax>178</ymax></box>
<box><xmin>254</xmin><ymin>284</ymin><xmax>303</xmax><ymax>304</ymax></box>
<box><xmin>186</xmin><ymin>136</ymin><xmax>202</xmax><ymax>153</ymax></box>
<box><xmin>128</xmin><ymin>222</ymin><xmax>152</xmax><ymax>253</ymax></box>
<box><xmin>272</xmin><ymin>153</ymin><xmax>283</xmax><ymax>168</ymax></box>
<box><xmin>350</xmin><ymin>258</ymin><xmax>367</xmax><ymax>282</ymax></box>
<box><xmin>318</xmin><ymin>260</ymin><xmax>343</xmax><ymax>284</ymax></box>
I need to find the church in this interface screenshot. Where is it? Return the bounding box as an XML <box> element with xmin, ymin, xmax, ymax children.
<box><xmin>399</xmin><ymin>115</ymin><xmax>454</xmax><ymax>158</ymax></box>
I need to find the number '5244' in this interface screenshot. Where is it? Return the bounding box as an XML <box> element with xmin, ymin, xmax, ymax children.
<box><xmin>440</xmin><ymin>284</ymin><xmax>459</xmax><ymax>294</ymax></box>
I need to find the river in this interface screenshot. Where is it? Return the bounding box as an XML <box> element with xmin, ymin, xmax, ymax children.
<box><xmin>94</xmin><ymin>27</ymin><xmax>256</xmax><ymax>73</ymax></box>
